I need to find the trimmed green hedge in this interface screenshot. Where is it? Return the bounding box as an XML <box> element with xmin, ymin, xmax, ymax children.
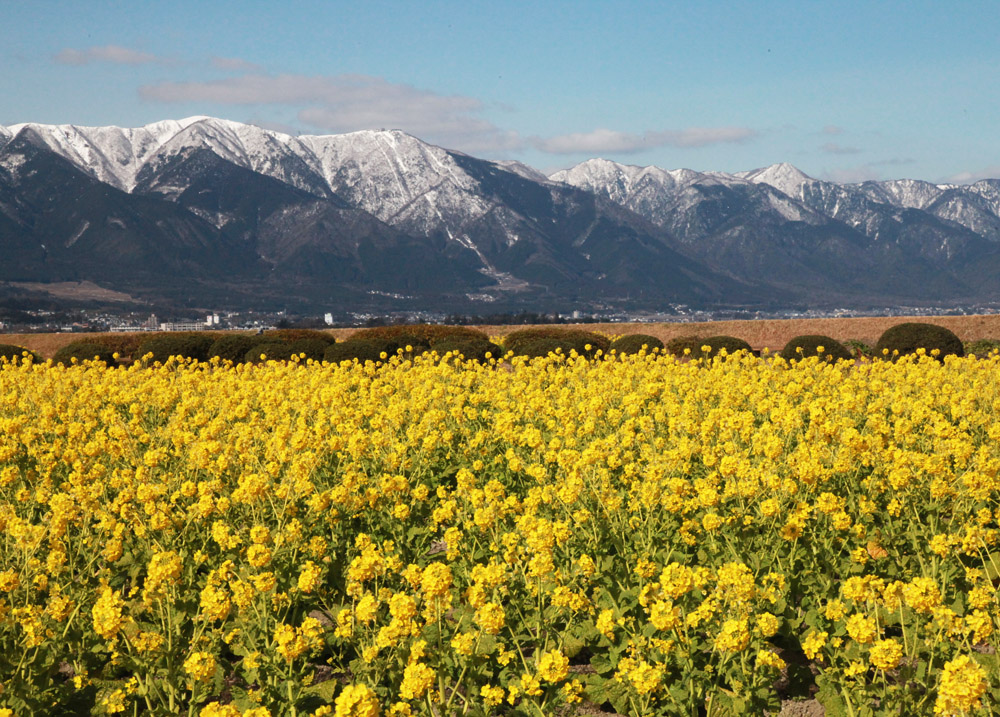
<box><xmin>611</xmin><ymin>334</ymin><xmax>664</xmax><ymax>355</ymax></box>
<box><xmin>388</xmin><ymin>334</ymin><xmax>431</xmax><ymax>356</ymax></box>
<box><xmin>52</xmin><ymin>341</ymin><xmax>116</xmax><ymax>367</ymax></box>
<box><xmin>503</xmin><ymin>328</ymin><xmax>609</xmax><ymax>357</ymax></box>
<box><xmin>245</xmin><ymin>342</ymin><xmax>294</xmax><ymax>363</ymax></box>
<box><xmin>259</xmin><ymin>329</ymin><xmax>335</xmax><ymax>344</ymax></box>
<box><xmin>85</xmin><ymin>333</ymin><xmax>150</xmax><ymax>362</ymax></box>
<box><xmin>510</xmin><ymin>336</ymin><xmax>595</xmax><ymax>359</ymax></box>
<box><xmin>664</xmin><ymin>336</ymin><xmax>705</xmax><ymax>357</ymax></box>
<box><xmin>874</xmin><ymin>323</ymin><xmax>964</xmax><ymax>360</ymax></box>
<box><xmin>780</xmin><ymin>335</ymin><xmax>853</xmax><ymax>362</ymax></box>
<box><xmin>0</xmin><ymin>343</ymin><xmax>41</xmax><ymax>363</ymax></box>
<box><xmin>351</xmin><ymin>324</ymin><xmax>489</xmax><ymax>345</ymax></box>
<box><xmin>287</xmin><ymin>338</ymin><xmax>333</xmax><ymax>361</ymax></box>
<box><xmin>667</xmin><ymin>335</ymin><xmax>752</xmax><ymax>359</ymax></box>
<box><xmin>209</xmin><ymin>335</ymin><xmax>262</xmax><ymax>364</ymax></box>
<box><xmin>431</xmin><ymin>338</ymin><xmax>503</xmax><ymax>362</ymax></box>
<box><xmin>324</xmin><ymin>340</ymin><xmax>395</xmax><ymax>364</ymax></box>
<box><xmin>138</xmin><ymin>333</ymin><xmax>216</xmax><ymax>363</ymax></box>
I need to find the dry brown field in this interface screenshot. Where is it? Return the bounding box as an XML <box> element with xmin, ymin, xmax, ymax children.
<box><xmin>5</xmin><ymin>280</ymin><xmax>136</xmax><ymax>303</ymax></box>
<box><xmin>5</xmin><ymin>313</ymin><xmax>1000</xmax><ymax>358</ymax></box>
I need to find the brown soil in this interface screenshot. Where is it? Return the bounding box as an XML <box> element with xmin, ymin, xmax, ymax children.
<box><xmin>5</xmin><ymin>314</ymin><xmax>1000</xmax><ymax>358</ymax></box>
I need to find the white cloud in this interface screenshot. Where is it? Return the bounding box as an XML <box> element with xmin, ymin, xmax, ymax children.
<box><xmin>139</xmin><ymin>72</ymin><xmax>522</xmax><ymax>152</ymax></box>
<box><xmin>945</xmin><ymin>166</ymin><xmax>1000</xmax><ymax>184</ymax></box>
<box><xmin>534</xmin><ymin>126</ymin><xmax>757</xmax><ymax>154</ymax></box>
<box><xmin>55</xmin><ymin>45</ymin><xmax>162</xmax><ymax>66</ymax></box>
<box><xmin>820</xmin><ymin>142</ymin><xmax>862</xmax><ymax>155</ymax></box>
<box><xmin>822</xmin><ymin>125</ymin><xmax>844</xmax><ymax>135</ymax></box>
<box><xmin>138</xmin><ymin>72</ymin><xmax>756</xmax><ymax>156</ymax></box>
<box><xmin>211</xmin><ymin>56</ymin><xmax>263</xmax><ymax>72</ymax></box>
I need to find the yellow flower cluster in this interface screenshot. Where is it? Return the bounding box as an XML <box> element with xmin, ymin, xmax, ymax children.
<box><xmin>1</xmin><ymin>348</ymin><xmax>999</xmax><ymax>714</ymax></box>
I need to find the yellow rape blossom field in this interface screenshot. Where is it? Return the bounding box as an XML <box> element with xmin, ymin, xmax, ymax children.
<box><xmin>1</xmin><ymin>347</ymin><xmax>1000</xmax><ymax>716</ymax></box>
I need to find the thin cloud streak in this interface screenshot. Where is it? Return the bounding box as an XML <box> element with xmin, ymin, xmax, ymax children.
<box><xmin>945</xmin><ymin>166</ymin><xmax>1000</xmax><ymax>184</ymax></box>
<box><xmin>535</xmin><ymin>127</ymin><xmax>757</xmax><ymax>154</ymax></box>
<box><xmin>140</xmin><ymin>72</ymin><xmax>756</xmax><ymax>156</ymax></box>
<box><xmin>55</xmin><ymin>45</ymin><xmax>162</xmax><ymax>66</ymax></box>
<box><xmin>139</xmin><ymin>72</ymin><xmax>523</xmax><ymax>152</ymax></box>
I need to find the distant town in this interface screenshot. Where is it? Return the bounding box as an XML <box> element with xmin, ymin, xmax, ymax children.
<box><xmin>5</xmin><ymin>302</ymin><xmax>1000</xmax><ymax>335</ymax></box>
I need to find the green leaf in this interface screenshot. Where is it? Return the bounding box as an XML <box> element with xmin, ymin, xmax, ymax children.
<box><xmin>562</xmin><ymin>633</ymin><xmax>585</xmax><ymax>659</ymax></box>
<box><xmin>815</xmin><ymin>674</ymin><xmax>850</xmax><ymax>717</ymax></box>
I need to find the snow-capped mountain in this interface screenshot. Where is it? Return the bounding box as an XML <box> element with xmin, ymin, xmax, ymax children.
<box><xmin>0</xmin><ymin>117</ymin><xmax>747</xmax><ymax>311</ymax></box>
<box><xmin>734</xmin><ymin>162</ymin><xmax>815</xmax><ymax>198</ymax></box>
<box><xmin>553</xmin><ymin>157</ymin><xmax>1000</xmax><ymax>302</ymax></box>
<box><xmin>7</xmin><ymin>118</ymin><xmax>206</xmax><ymax>191</ymax></box>
<box><xmin>3</xmin><ymin>115</ymin><xmax>1000</xmax><ymax>312</ymax></box>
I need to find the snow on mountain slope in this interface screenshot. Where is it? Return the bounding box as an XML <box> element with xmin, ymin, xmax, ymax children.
<box><xmin>735</xmin><ymin>162</ymin><xmax>815</xmax><ymax>197</ymax></box>
<box><xmin>3</xmin><ymin>117</ymin><xmax>495</xmax><ymax>238</ymax></box>
<box><xmin>143</xmin><ymin>118</ymin><xmax>332</xmax><ymax>198</ymax></box>
<box><xmin>5</xmin><ymin>117</ymin><xmax>204</xmax><ymax>190</ymax></box>
<box><xmin>4</xmin><ymin>116</ymin><xmax>330</xmax><ymax>195</ymax></box>
<box><xmin>491</xmin><ymin>160</ymin><xmax>550</xmax><ymax>183</ymax></box>
<box><xmin>551</xmin><ymin>158</ymin><xmax>830</xmax><ymax>233</ymax></box>
<box><xmin>296</xmin><ymin>129</ymin><xmax>493</xmax><ymax>234</ymax></box>
<box><xmin>7</xmin><ymin>115</ymin><xmax>1000</xmax><ymax>253</ymax></box>
<box><xmin>549</xmin><ymin>159</ymin><xmax>740</xmax><ymax>214</ymax></box>
<box><xmin>859</xmin><ymin>178</ymin><xmax>944</xmax><ymax>210</ymax></box>
<box><xmin>966</xmin><ymin>180</ymin><xmax>1000</xmax><ymax>216</ymax></box>
<box><xmin>924</xmin><ymin>188</ymin><xmax>1000</xmax><ymax>242</ymax></box>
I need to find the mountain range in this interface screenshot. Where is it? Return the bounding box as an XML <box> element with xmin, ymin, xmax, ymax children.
<box><xmin>3</xmin><ymin>116</ymin><xmax>1000</xmax><ymax>314</ymax></box>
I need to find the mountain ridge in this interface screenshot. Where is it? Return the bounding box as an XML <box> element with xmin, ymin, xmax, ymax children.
<box><xmin>3</xmin><ymin>116</ymin><xmax>1000</xmax><ymax>313</ymax></box>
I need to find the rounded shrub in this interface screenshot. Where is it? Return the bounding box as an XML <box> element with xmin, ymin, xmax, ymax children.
<box><xmin>208</xmin><ymin>334</ymin><xmax>262</xmax><ymax>364</ymax></box>
<box><xmin>611</xmin><ymin>334</ymin><xmax>665</xmax><ymax>355</ymax></box>
<box><xmin>668</xmin><ymin>335</ymin><xmax>752</xmax><ymax>359</ymax></box>
<box><xmin>138</xmin><ymin>333</ymin><xmax>215</xmax><ymax>363</ymax></box>
<box><xmin>431</xmin><ymin>338</ymin><xmax>503</xmax><ymax>362</ymax></box>
<box><xmin>503</xmin><ymin>328</ymin><xmax>609</xmax><ymax>357</ymax></box>
<box><xmin>511</xmin><ymin>336</ymin><xmax>595</xmax><ymax>360</ymax></box>
<box><xmin>780</xmin><ymin>335</ymin><xmax>853</xmax><ymax>362</ymax></box>
<box><xmin>701</xmin><ymin>336</ymin><xmax>753</xmax><ymax>357</ymax></box>
<box><xmin>86</xmin><ymin>333</ymin><xmax>149</xmax><ymax>362</ymax></box>
<box><xmin>52</xmin><ymin>341</ymin><xmax>116</xmax><ymax>367</ymax></box>
<box><xmin>665</xmin><ymin>336</ymin><xmax>706</xmax><ymax>358</ymax></box>
<box><xmin>287</xmin><ymin>338</ymin><xmax>333</xmax><ymax>361</ymax></box>
<box><xmin>0</xmin><ymin>343</ymin><xmax>41</xmax><ymax>363</ymax></box>
<box><xmin>386</xmin><ymin>333</ymin><xmax>431</xmax><ymax>357</ymax></box>
<box><xmin>352</xmin><ymin>324</ymin><xmax>489</xmax><ymax>345</ymax></box>
<box><xmin>259</xmin><ymin>328</ymin><xmax>335</xmax><ymax>344</ymax></box>
<box><xmin>324</xmin><ymin>339</ymin><xmax>395</xmax><ymax>364</ymax></box>
<box><xmin>874</xmin><ymin>322</ymin><xmax>964</xmax><ymax>360</ymax></box>
<box><xmin>245</xmin><ymin>342</ymin><xmax>294</xmax><ymax>363</ymax></box>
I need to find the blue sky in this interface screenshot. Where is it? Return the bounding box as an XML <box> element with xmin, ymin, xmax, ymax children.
<box><xmin>3</xmin><ymin>0</ymin><xmax>999</xmax><ymax>182</ymax></box>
